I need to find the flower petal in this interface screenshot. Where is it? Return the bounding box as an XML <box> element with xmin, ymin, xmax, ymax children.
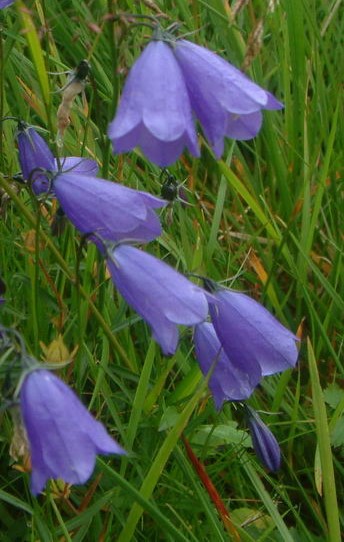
<box><xmin>211</xmin><ymin>111</ymin><xmax>263</xmax><ymax>157</ymax></box>
<box><xmin>194</xmin><ymin>322</ymin><xmax>258</xmax><ymax>409</ymax></box>
<box><xmin>225</xmin><ymin>111</ymin><xmax>263</xmax><ymax>141</ymax></box>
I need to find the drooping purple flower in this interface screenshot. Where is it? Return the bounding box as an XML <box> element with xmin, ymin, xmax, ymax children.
<box><xmin>107</xmin><ymin>244</ymin><xmax>208</xmax><ymax>355</ymax></box>
<box><xmin>205</xmin><ymin>282</ymin><xmax>299</xmax><ymax>383</ymax></box>
<box><xmin>174</xmin><ymin>39</ymin><xmax>283</xmax><ymax>157</ymax></box>
<box><xmin>17</xmin><ymin>123</ymin><xmax>55</xmax><ymax>195</ymax></box>
<box><xmin>194</xmin><ymin>322</ymin><xmax>258</xmax><ymax>410</ymax></box>
<box><xmin>246</xmin><ymin>406</ymin><xmax>281</xmax><ymax>472</ymax></box>
<box><xmin>16</xmin><ymin>122</ymin><xmax>99</xmax><ymax>195</ymax></box>
<box><xmin>0</xmin><ymin>0</ymin><xmax>14</xmax><ymax>9</ymax></box>
<box><xmin>20</xmin><ymin>369</ymin><xmax>126</xmax><ymax>495</ymax></box>
<box><xmin>108</xmin><ymin>40</ymin><xmax>200</xmax><ymax>167</ymax></box>
<box><xmin>53</xmin><ymin>173</ymin><xmax>166</xmax><ymax>243</ymax></box>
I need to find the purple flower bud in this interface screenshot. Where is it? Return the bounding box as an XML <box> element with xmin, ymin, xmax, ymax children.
<box><xmin>16</xmin><ymin>123</ymin><xmax>99</xmax><ymax>195</ymax></box>
<box><xmin>53</xmin><ymin>173</ymin><xmax>166</xmax><ymax>243</ymax></box>
<box><xmin>246</xmin><ymin>406</ymin><xmax>281</xmax><ymax>472</ymax></box>
<box><xmin>174</xmin><ymin>39</ymin><xmax>283</xmax><ymax>157</ymax></box>
<box><xmin>17</xmin><ymin>123</ymin><xmax>55</xmax><ymax>195</ymax></box>
<box><xmin>194</xmin><ymin>322</ymin><xmax>258</xmax><ymax>409</ymax></box>
<box><xmin>107</xmin><ymin>244</ymin><xmax>209</xmax><ymax>355</ymax></box>
<box><xmin>207</xmin><ymin>287</ymin><xmax>299</xmax><ymax>381</ymax></box>
<box><xmin>108</xmin><ymin>40</ymin><xmax>200</xmax><ymax>167</ymax></box>
<box><xmin>20</xmin><ymin>369</ymin><xmax>126</xmax><ymax>495</ymax></box>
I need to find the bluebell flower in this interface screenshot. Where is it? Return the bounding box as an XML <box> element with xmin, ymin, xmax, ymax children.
<box><xmin>20</xmin><ymin>369</ymin><xmax>126</xmax><ymax>495</ymax></box>
<box><xmin>194</xmin><ymin>322</ymin><xmax>258</xmax><ymax>409</ymax></box>
<box><xmin>205</xmin><ymin>281</ymin><xmax>299</xmax><ymax>384</ymax></box>
<box><xmin>53</xmin><ymin>173</ymin><xmax>166</xmax><ymax>243</ymax></box>
<box><xmin>108</xmin><ymin>40</ymin><xmax>200</xmax><ymax>166</ymax></box>
<box><xmin>174</xmin><ymin>39</ymin><xmax>283</xmax><ymax>157</ymax></box>
<box><xmin>107</xmin><ymin>244</ymin><xmax>208</xmax><ymax>355</ymax></box>
<box><xmin>246</xmin><ymin>406</ymin><xmax>281</xmax><ymax>472</ymax></box>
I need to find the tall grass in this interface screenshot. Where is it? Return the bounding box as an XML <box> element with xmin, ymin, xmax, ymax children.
<box><xmin>0</xmin><ymin>0</ymin><xmax>342</xmax><ymax>540</ymax></box>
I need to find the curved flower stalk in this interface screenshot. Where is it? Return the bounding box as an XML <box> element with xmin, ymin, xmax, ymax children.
<box><xmin>53</xmin><ymin>173</ymin><xmax>166</xmax><ymax>243</ymax></box>
<box><xmin>246</xmin><ymin>406</ymin><xmax>281</xmax><ymax>472</ymax></box>
<box><xmin>16</xmin><ymin>123</ymin><xmax>98</xmax><ymax>195</ymax></box>
<box><xmin>194</xmin><ymin>322</ymin><xmax>258</xmax><ymax>410</ymax></box>
<box><xmin>109</xmin><ymin>29</ymin><xmax>282</xmax><ymax>165</ymax></box>
<box><xmin>205</xmin><ymin>282</ymin><xmax>299</xmax><ymax>385</ymax></box>
<box><xmin>108</xmin><ymin>40</ymin><xmax>200</xmax><ymax>166</ymax></box>
<box><xmin>174</xmin><ymin>39</ymin><xmax>283</xmax><ymax>157</ymax></box>
<box><xmin>20</xmin><ymin>369</ymin><xmax>126</xmax><ymax>495</ymax></box>
<box><xmin>107</xmin><ymin>244</ymin><xmax>209</xmax><ymax>355</ymax></box>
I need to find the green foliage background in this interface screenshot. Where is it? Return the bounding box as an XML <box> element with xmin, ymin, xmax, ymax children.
<box><xmin>0</xmin><ymin>0</ymin><xmax>343</xmax><ymax>540</ymax></box>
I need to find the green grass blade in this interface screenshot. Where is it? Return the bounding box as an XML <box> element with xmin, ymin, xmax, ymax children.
<box><xmin>307</xmin><ymin>338</ymin><xmax>341</xmax><ymax>542</ymax></box>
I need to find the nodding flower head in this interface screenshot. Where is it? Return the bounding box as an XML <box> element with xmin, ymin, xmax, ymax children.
<box><xmin>20</xmin><ymin>369</ymin><xmax>126</xmax><ymax>495</ymax></box>
<box><xmin>108</xmin><ymin>39</ymin><xmax>200</xmax><ymax>167</ymax></box>
<box><xmin>204</xmin><ymin>282</ymin><xmax>299</xmax><ymax>387</ymax></box>
<box><xmin>106</xmin><ymin>244</ymin><xmax>209</xmax><ymax>355</ymax></box>
<box><xmin>52</xmin><ymin>173</ymin><xmax>166</xmax><ymax>244</ymax></box>
<box><xmin>173</xmin><ymin>39</ymin><xmax>283</xmax><ymax>158</ymax></box>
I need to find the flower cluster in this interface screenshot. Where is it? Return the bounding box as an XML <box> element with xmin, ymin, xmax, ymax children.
<box><xmin>108</xmin><ymin>28</ymin><xmax>283</xmax><ymax>166</ymax></box>
<box><xmin>1</xmin><ymin>19</ymin><xmax>295</xmax><ymax>497</ymax></box>
<box><xmin>15</xmin><ymin>114</ymin><xmax>298</xmax><ymax>476</ymax></box>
